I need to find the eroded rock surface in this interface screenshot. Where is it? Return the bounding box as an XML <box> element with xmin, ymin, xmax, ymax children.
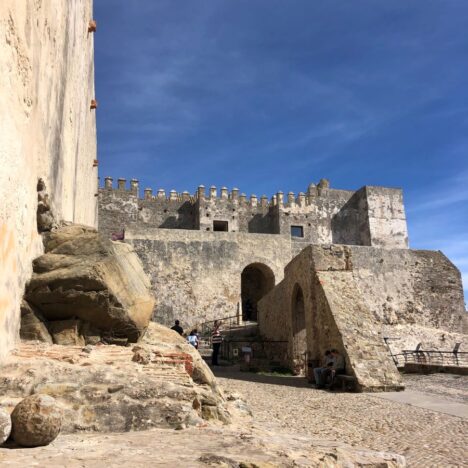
<box><xmin>11</xmin><ymin>394</ymin><xmax>62</xmax><ymax>447</ymax></box>
<box><xmin>0</xmin><ymin>425</ymin><xmax>405</xmax><ymax>467</ymax></box>
<box><xmin>0</xmin><ymin>408</ymin><xmax>11</xmax><ymax>445</ymax></box>
<box><xmin>19</xmin><ymin>301</ymin><xmax>52</xmax><ymax>344</ymax></box>
<box><xmin>24</xmin><ymin>224</ymin><xmax>155</xmax><ymax>343</ymax></box>
<box><xmin>0</xmin><ymin>323</ymin><xmax>230</xmax><ymax>433</ymax></box>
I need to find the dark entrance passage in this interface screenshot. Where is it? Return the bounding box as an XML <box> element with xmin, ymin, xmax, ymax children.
<box><xmin>241</xmin><ymin>263</ymin><xmax>275</xmax><ymax>321</ymax></box>
<box><xmin>292</xmin><ymin>284</ymin><xmax>307</xmax><ymax>375</ymax></box>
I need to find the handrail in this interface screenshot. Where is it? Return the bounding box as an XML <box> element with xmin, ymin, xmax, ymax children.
<box><xmin>199</xmin><ymin>313</ymin><xmax>244</xmax><ymax>338</ymax></box>
<box><xmin>401</xmin><ymin>349</ymin><xmax>468</xmax><ymax>367</ymax></box>
<box><xmin>200</xmin><ymin>313</ymin><xmax>240</xmax><ymax>328</ymax></box>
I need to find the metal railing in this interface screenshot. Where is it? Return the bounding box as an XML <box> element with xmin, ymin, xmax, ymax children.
<box><xmin>393</xmin><ymin>343</ymin><xmax>467</xmax><ymax>368</ymax></box>
<box><xmin>199</xmin><ymin>313</ymin><xmax>249</xmax><ymax>338</ymax></box>
<box><xmin>221</xmin><ymin>338</ymin><xmax>288</xmax><ymax>363</ymax></box>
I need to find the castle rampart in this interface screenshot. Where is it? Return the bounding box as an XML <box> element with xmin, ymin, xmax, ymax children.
<box><xmin>98</xmin><ymin>177</ymin><xmax>409</xmax><ymax>250</ymax></box>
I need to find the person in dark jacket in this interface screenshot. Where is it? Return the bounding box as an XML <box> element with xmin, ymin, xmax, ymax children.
<box><xmin>171</xmin><ymin>320</ymin><xmax>183</xmax><ymax>336</ymax></box>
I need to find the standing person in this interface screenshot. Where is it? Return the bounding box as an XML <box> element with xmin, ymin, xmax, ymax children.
<box><xmin>211</xmin><ymin>321</ymin><xmax>223</xmax><ymax>366</ymax></box>
<box><xmin>171</xmin><ymin>320</ymin><xmax>184</xmax><ymax>336</ymax></box>
<box><xmin>187</xmin><ymin>329</ymin><xmax>199</xmax><ymax>349</ymax></box>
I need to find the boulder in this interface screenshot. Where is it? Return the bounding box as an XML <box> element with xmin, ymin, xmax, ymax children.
<box><xmin>48</xmin><ymin>320</ymin><xmax>85</xmax><ymax>346</ymax></box>
<box><xmin>25</xmin><ymin>224</ymin><xmax>155</xmax><ymax>343</ymax></box>
<box><xmin>19</xmin><ymin>301</ymin><xmax>52</xmax><ymax>343</ymax></box>
<box><xmin>81</xmin><ymin>322</ymin><xmax>101</xmax><ymax>345</ymax></box>
<box><xmin>11</xmin><ymin>394</ymin><xmax>62</xmax><ymax>447</ymax></box>
<box><xmin>0</xmin><ymin>408</ymin><xmax>11</xmax><ymax>445</ymax></box>
<box><xmin>0</xmin><ymin>338</ymin><xmax>229</xmax><ymax>433</ymax></box>
<box><xmin>143</xmin><ymin>322</ymin><xmax>217</xmax><ymax>389</ymax></box>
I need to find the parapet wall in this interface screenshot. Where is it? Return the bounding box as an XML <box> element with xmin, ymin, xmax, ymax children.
<box><xmin>258</xmin><ymin>245</ymin><xmax>404</xmax><ymax>391</ymax></box>
<box><xmin>259</xmin><ymin>244</ymin><xmax>467</xmax><ymax>382</ymax></box>
<box><xmin>0</xmin><ymin>0</ymin><xmax>97</xmax><ymax>361</ymax></box>
<box><xmin>125</xmin><ymin>227</ymin><xmax>292</xmax><ymax>327</ymax></box>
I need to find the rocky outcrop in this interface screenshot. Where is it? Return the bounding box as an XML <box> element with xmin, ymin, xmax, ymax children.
<box><xmin>10</xmin><ymin>394</ymin><xmax>62</xmax><ymax>447</ymax></box>
<box><xmin>0</xmin><ymin>408</ymin><xmax>11</xmax><ymax>445</ymax></box>
<box><xmin>0</xmin><ymin>424</ymin><xmax>406</xmax><ymax>467</ymax></box>
<box><xmin>0</xmin><ymin>323</ymin><xmax>231</xmax><ymax>433</ymax></box>
<box><xmin>19</xmin><ymin>301</ymin><xmax>52</xmax><ymax>344</ymax></box>
<box><xmin>36</xmin><ymin>179</ymin><xmax>57</xmax><ymax>233</ymax></box>
<box><xmin>48</xmin><ymin>320</ymin><xmax>85</xmax><ymax>346</ymax></box>
<box><xmin>24</xmin><ymin>224</ymin><xmax>155</xmax><ymax>344</ymax></box>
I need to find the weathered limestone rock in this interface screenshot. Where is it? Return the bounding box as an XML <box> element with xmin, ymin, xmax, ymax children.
<box><xmin>0</xmin><ymin>425</ymin><xmax>406</xmax><ymax>466</ymax></box>
<box><xmin>20</xmin><ymin>301</ymin><xmax>52</xmax><ymax>344</ymax></box>
<box><xmin>48</xmin><ymin>320</ymin><xmax>85</xmax><ymax>346</ymax></box>
<box><xmin>36</xmin><ymin>179</ymin><xmax>57</xmax><ymax>233</ymax></box>
<box><xmin>0</xmin><ymin>323</ymin><xmax>230</xmax><ymax>433</ymax></box>
<box><xmin>143</xmin><ymin>322</ymin><xmax>218</xmax><ymax>389</ymax></box>
<box><xmin>11</xmin><ymin>394</ymin><xmax>62</xmax><ymax>447</ymax></box>
<box><xmin>80</xmin><ymin>322</ymin><xmax>101</xmax><ymax>345</ymax></box>
<box><xmin>25</xmin><ymin>224</ymin><xmax>155</xmax><ymax>343</ymax></box>
<box><xmin>0</xmin><ymin>408</ymin><xmax>11</xmax><ymax>445</ymax></box>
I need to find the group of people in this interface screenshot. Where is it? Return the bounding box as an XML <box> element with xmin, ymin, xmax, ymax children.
<box><xmin>313</xmin><ymin>349</ymin><xmax>345</xmax><ymax>389</ymax></box>
<box><xmin>171</xmin><ymin>320</ymin><xmax>200</xmax><ymax>348</ymax></box>
<box><xmin>171</xmin><ymin>318</ymin><xmax>344</xmax><ymax>382</ymax></box>
<box><xmin>170</xmin><ymin>319</ymin><xmax>223</xmax><ymax>366</ymax></box>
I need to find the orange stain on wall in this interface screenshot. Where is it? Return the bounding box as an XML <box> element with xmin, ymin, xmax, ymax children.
<box><xmin>0</xmin><ymin>223</ymin><xmax>18</xmax><ymax>322</ymax></box>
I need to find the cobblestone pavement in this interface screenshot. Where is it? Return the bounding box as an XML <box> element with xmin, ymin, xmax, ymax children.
<box><xmin>216</xmin><ymin>370</ymin><xmax>468</xmax><ymax>468</ymax></box>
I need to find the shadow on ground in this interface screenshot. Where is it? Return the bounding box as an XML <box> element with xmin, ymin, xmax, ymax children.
<box><xmin>211</xmin><ymin>365</ymin><xmax>312</xmax><ymax>389</ymax></box>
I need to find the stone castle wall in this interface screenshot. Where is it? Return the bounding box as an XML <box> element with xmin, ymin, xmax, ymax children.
<box><xmin>258</xmin><ymin>245</ymin><xmax>467</xmax><ymax>372</ymax></box>
<box><xmin>258</xmin><ymin>245</ymin><xmax>404</xmax><ymax>391</ymax></box>
<box><xmin>99</xmin><ymin>178</ymin><xmax>408</xmax><ymax>250</ymax></box>
<box><xmin>0</xmin><ymin>0</ymin><xmax>97</xmax><ymax>360</ymax></box>
<box><xmin>125</xmin><ymin>228</ymin><xmax>292</xmax><ymax>328</ymax></box>
<box><xmin>97</xmin><ymin>179</ymin><xmax>433</xmax><ymax>336</ymax></box>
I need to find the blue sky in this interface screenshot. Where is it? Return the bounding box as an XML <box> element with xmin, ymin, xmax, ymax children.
<box><xmin>94</xmin><ymin>1</ymin><xmax>467</xmax><ymax>299</ymax></box>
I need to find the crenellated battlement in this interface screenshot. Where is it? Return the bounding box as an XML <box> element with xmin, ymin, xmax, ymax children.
<box><xmin>100</xmin><ymin>176</ymin><xmax>335</xmax><ymax>209</ymax></box>
<box><xmin>98</xmin><ymin>176</ymin><xmax>408</xmax><ymax>247</ymax></box>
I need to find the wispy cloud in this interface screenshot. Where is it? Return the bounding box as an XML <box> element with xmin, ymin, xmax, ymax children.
<box><xmin>95</xmin><ymin>1</ymin><xmax>468</xmax><ymax>295</ymax></box>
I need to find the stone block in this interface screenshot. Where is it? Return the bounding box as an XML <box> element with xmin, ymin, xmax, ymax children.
<box><xmin>48</xmin><ymin>320</ymin><xmax>85</xmax><ymax>346</ymax></box>
<box><xmin>26</xmin><ymin>224</ymin><xmax>155</xmax><ymax>343</ymax></box>
<box><xmin>20</xmin><ymin>301</ymin><xmax>52</xmax><ymax>343</ymax></box>
<box><xmin>310</xmin><ymin>245</ymin><xmax>352</xmax><ymax>271</ymax></box>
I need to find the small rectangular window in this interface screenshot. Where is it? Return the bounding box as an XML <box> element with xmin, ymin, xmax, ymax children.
<box><xmin>291</xmin><ymin>225</ymin><xmax>304</xmax><ymax>238</ymax></box>
<box><xmin>213</xmin><ymin>220</ymin><xmax>229</xmax><ymax>232</ymax></box>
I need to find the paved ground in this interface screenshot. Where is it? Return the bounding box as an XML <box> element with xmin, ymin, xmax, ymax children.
<box><xmin>215</xmin><ymin>369</ymin><xmax>468</xmax><ymax>468</ymax></box>
<box><xmin>0</xmin><ymin>369</ymin><xmax>466</xmax><ymax>467</ymax></box>
<box><xmin>373</xmin><ymin>389</ymin><xmax>468</xmax><ymax>418</ymax></box>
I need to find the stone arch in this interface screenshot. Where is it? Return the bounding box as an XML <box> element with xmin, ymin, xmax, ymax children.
<box><xmin>241</xmin><ymin>263</ymin><xmax>275</xmax><ymax>321</ymax></box>
<box><xmin>291</xmin><ymin>283</ymin><xmax>307</xmax><ymax>375</ymax></box>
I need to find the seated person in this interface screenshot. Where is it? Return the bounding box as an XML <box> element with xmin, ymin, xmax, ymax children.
<box><xmin>324</xmin><ymin>349</ymin><xmax>345</xmax><ymax>388</ymax></box>
<box><xmin>313</xmin><ymin>350</ymin><xmax>333</xmax><ymax>388</ymax></box>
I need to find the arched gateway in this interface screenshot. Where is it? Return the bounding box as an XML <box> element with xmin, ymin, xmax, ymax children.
<box><xmin>241</xmin><ymin>263</ymin><xmax>275</xmax><ymax>321</ymax></box>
